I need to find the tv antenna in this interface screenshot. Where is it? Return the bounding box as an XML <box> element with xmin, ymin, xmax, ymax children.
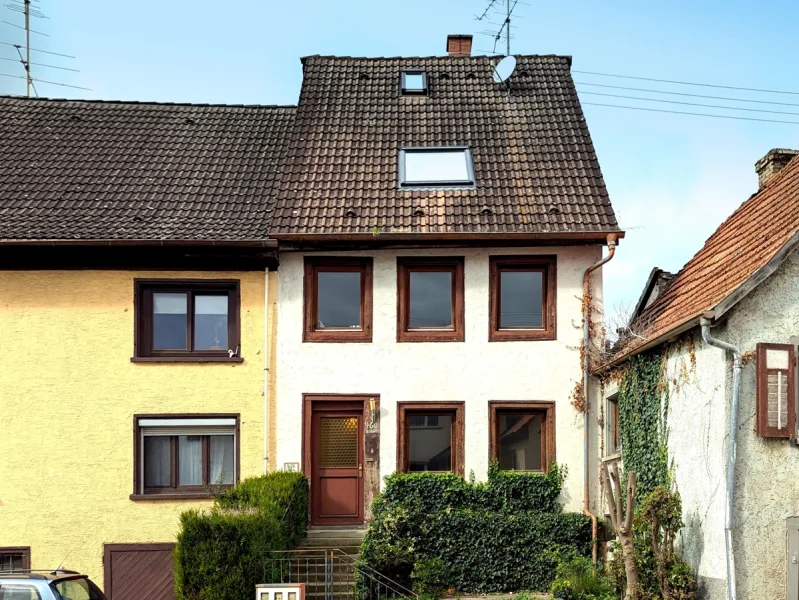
<box><xmin>1</xmin><ymin>0</ymin><xmax>85</xmax><ymax>97</ymax></box>
<box><xmin>474</xmin><ymin>0</ymin><xmax>527</xmax><ymax>57</ymax></box>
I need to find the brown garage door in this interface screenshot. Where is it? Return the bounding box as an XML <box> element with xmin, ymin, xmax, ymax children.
<box><xmin>103</xmin><ymin>543</ymin><xmax>175</xmax><ymax>600</ymax></box>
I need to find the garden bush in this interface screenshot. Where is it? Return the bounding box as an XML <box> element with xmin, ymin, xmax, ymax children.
<box><xmin>549</xmin><ymin>555</ymin><xmax>614</xmax><ymax>600</ymax></box>
<box><xmin>174</xmin><ymin>471</ymin><xmax>308</xmax><ymax>600</ymax></box>
<box><xmin>359</xmin><ymin>464</ymin><xmax>591</xmax><ymax>595</ymax></box>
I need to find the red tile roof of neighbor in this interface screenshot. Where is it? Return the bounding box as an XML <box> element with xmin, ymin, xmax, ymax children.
<box><xmin>614</xmin><ymin>154</ymin><xmax>799</xmax><ymax>363</ymax></box>
<box><xmin>270</xmin><ymin>55</ymin><xmax>620</xmax><ymax>239</ymax></box>
<box><xmin>0</xmin><ymin>52</ymin><xmax>621</xmax><ymax>243</ymax></box>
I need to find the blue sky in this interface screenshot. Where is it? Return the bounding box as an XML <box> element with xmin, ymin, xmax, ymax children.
<box><xmin>2</xmin><ymin>0</ymin><xmax>798</xmax><ymax>321</ymax></box>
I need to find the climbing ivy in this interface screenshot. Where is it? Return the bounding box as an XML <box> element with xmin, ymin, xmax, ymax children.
<box><xmin>616</xmin><ymin>351</ymin><xmax>670</xmax><ymax>500</ymax></box>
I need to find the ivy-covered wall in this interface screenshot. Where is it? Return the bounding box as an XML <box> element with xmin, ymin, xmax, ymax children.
<box><xmin>615</xmin><ymin>351</ymin><xmax>671</xmax><ymax>499</ymax></box>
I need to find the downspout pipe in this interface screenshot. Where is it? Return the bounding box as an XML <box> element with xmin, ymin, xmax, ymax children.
<box><xmin>264</xmin><ymin>267</ymin><xmax>270</xmax><ymax>474</ymax></box>
<box><xmin>583</xmin><ymin>234</ymin><xmax>619</xmax><ymax>563</ymax></box>
<box><xmin>700</xmin><ymin>317</ymin><xmax>742</xmax><ymax>600</ymax></box>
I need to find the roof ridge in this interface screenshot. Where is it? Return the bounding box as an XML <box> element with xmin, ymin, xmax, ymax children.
<box><xmin>0</xmin><ymin>95</ymin><xmax>298</xmax><ymax>109</ymax></box>
<box><xmin>300</xmin><ymin>53</ymin><xmax>571</xmax><ymax>62</ymax></box>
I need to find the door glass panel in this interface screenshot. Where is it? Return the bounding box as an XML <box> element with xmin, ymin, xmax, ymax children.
<box><xmin>498</xmin><ymin>413</ymin><xmax>543</xmax><ymax>471</ymax></box>
<box><xmin>499</xmin><ymin>271</ymin><xmax>543</xmax><ymax>328</ymax></box>
<box><xmin>153</xmin><ymin>292</ymin><xmax>188</xmax><ymax>349</ymax></box>
<box><xmin>320</xmin><ymin>417</ymin><xmax>358</xmax><ymax>468</ymax></box>
<box><xmin>194</xmin><ymin>294</ymin><xmax>229</xmax><ymax>350</ymax></box>
<box><xmin>408</xmin><ymin>414</ymin><xmax>452</xmax><ymax>472</ymax></box>
<box><xmin>409</xmin><ymin>271</ymin><xmax>453</xmax><ymax>328</ymax></box>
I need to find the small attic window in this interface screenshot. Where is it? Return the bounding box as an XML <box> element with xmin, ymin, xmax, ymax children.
<box><xmin>400</xmin><ymin>70</ymin><xmax>428</xmax><ymax>95</ymax></box>
<box><xmin>399</xmin><ymin>147</ymin><xmax>475</xmax><ymax>188</ymax></box>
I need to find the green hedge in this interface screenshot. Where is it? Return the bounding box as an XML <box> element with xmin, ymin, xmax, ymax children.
<box><xmin>378</xmin><ymin>462</ymin><xmax>565</xmax><ymax>513</ymax></box>
<box><xmin>174</xmin><ymin>472</ymin><xmax>308</xmax><ymax>600</ymax></box>
<box><xmin>359</xmin><ymin>464</ymin><xmax>591</xmax><ymax>595</ymax></box>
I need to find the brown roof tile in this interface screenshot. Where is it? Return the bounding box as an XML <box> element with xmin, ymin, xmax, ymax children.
<box><xmin>0</xmin><ymin>97</ymin><xmax>295</xmax><ymax>241</ymax></box>
<box><xmin>620</xmin><ymin>155</ymin><xmax>799</xmax><ymax>357</ymax></box>
<box><xmin>271</xmin><ymin>54</ymin><xmax>620</xmax><ymax>237</ymax></box>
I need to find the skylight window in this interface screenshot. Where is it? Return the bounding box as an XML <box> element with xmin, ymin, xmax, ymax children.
<box><xmin>399</xmin><ymin>147</ymin><xmax>475</xmax><ymax>188</ymax></box>
<box><xmin>400</xmin><ymin>70</ymin><xmax>428</xmax><ymax>95</ymax></box>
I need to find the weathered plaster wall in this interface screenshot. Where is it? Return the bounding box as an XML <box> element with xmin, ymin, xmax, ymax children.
<box><xmin>276</xmin><ymin>246</ymin><xmax>606</xmax><ymax>513</ymax></box>
<box><xmin>662</xmin><ymin>336</ymin><xmax>728</xmax><ymax>598</ymax></box>
<box><xmin>0</xmin><ymin>270</ymin><xmax>271</xmax><ymax>589</ymax></box>
<box><xmin>721</xmin><ymin>246</ymin><xmax>799</xmax><ymax>599</ymax></box>
<box><xmin>628</xmin><ymin>246</ymin><xmax>799</xmax><ymax>599</ymax></box>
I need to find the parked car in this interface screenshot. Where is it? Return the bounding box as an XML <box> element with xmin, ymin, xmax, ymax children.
<box><xmin>0</xmin><ymin>570</ymin><xmax>107</xmax><ymax>600</ymax></box>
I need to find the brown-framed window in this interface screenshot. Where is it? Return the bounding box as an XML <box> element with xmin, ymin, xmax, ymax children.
<box><xmin>132</xmin><ymin>414</ymin><xmax>240</xmax><ymax>498</ymax></box>
<box><xmin>303</xmin><ymin>257</ymin><xmax>373</xmax><ymax>343</ymax></box>
<box><xmin>396</xmin><ymin>402</ymin><xmax>464</xmax><ymax>475</ymax></box>
<box><xmin>606</xmin><ymin>394</ymin><xmax>621</xmax><ymax>455</ymax></box>
<box><xmin>134</xmin><ymin>279</ymin><xmax>241</xmax><ymax>360</ymax></box>
<box><xmin>756</xmin><ymin>343</ymin><xmax>796</xmax><ymax>438</ymax></box>
<box><xmin>489</xmin><ymin>401</ymin><xmax>555</xmax><ymax>472</ymax></box>
<box><xmin>488</xmin><ymin>256</ymin><xmax>556</xmax><ymax>341</ymax></box>
<box><xmin>397</xmin><ymin>257</ymin><xmax>465</xmax><ymax>342</ymax></box>
<box><xmin>0</xmin><ymin>546</ymin><xmax>30</xmax><ymax>572</ymax></box>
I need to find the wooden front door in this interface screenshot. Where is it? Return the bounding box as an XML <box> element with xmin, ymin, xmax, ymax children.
<box><xmin>311</xmin><ymin>404</ymin><xmax>364</xmax><ymax>525</ymax></box>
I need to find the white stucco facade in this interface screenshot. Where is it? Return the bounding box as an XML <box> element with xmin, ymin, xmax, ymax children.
<box><xmin>601</xmin><ymin>246</ymin><xmax>799</xmax><ymax>599</ymax></box>
<box><xmin>276</xmin><ymin>245</ymin><xmax>607</xmax><ymax>513</ymax></box>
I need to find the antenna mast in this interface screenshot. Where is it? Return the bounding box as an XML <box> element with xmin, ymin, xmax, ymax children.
<box><xmin>474</xmin><ymin>0</ymin><xmax>525</xmax><ymax>56</ymax></box>
<box><xmin>505</xmin><ymin>0</ymin><xmax>510</xmax><ymax>57</ymax></box>
<box><xmin>2</xmin><ymin>0</ymin><xmax>85</xmax><ymax>96</ymax></box>
<box><xmin>24</xmin><ymin>0</ymin><xmax>29</xmax><ymax>95</ymax></box>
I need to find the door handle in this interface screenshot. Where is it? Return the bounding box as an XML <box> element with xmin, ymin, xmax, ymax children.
<box><xmin>359</xmin><ymin>464</ymin><xmax>363</xmax><ymax>478</ymax></box>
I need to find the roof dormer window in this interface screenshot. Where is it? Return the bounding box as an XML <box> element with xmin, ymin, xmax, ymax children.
<box><xmin>399</xmin><ymin>147</ymin><xmax>475</xmax><ymax>188</ymax></box>
<box><xmin>400</xmin><ymin>70</ymin><xmax>428</xmax><ymax>95</ymax></box>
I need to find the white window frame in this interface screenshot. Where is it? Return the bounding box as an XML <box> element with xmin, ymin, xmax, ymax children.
<box><xmin>398</xmin><ymin>147</ymin><xmax>475</xmax><ymax>189</ymax></box>
<box><xmin>400</xmin><ymin>69</ymin><xmax>428</xmax><ymax>95</ymax></box>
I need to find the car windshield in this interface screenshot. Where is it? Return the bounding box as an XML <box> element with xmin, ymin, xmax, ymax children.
<box><xmin>51</xmin><ymin>578</ymin><xmax>106</xmax><ymax>600</ymax></box>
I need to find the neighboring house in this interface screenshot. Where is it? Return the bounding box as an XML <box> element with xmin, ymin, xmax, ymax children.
<box><xmin>598</xmin><ymin>149</ymin><xmax>799</xmax><ymax>599</ymax></box>
<box><xmin>269</xmin><ymin>35</ymin><xmax>622</xmax><ymax>525</ymax></box>
<box><xmin>0</xmin><ymin>98</ymin><xmax>292</xmax><ymax>595</ymax></box>
<box><xmin>0</xmin><ymin>34</ymin><xmax>623</xmax><ymax>595</ymax></box>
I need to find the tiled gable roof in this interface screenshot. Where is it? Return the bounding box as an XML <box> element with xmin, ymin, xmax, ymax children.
<box><xmin>0</xmin><ymin>97</ymin><xmax>295</xmax><ymax>241</ymax></box>
<box><xmin>617</xmin><ymin>155</ymin><xmax>799</xmax><ymax>360</ymax></box>
<box><xmin>271</xmin><ymin>54</ymin><xmax>620</xmax><ymax>238</ymax></box>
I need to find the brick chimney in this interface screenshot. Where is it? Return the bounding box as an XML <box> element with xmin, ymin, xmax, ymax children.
<box><xmin>755</xmin><ymin>148</ymin><xmax>799</xmax><ymax>189</ymax></box>
<box><xmin>446</xmin><ymin>34</ymin><xmax>473</xmax><ymax>57</ymax></box>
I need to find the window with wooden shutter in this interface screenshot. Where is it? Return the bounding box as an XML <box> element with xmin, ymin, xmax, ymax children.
<box><xmin>756</xmin><ymin>343</ymin><xmax>796</xmax><ymax>438</ymax></box>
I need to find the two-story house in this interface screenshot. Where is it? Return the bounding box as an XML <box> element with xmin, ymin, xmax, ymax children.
<box><xmin>0</xmin><ymin>35</ymin><xmax>622</xmax><ymax>596</ymax></box>
<box><xmin>268</xmin><ymin>37</ymin><xmax>622</xmax><ymax>525</ymax></box>
<box><xmin>0</xmin><ymin>98</ymin><xmax>292</xmax><ymax>595</ymax></box>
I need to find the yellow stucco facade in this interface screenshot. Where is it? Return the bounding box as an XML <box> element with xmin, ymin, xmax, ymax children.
<box><xmin>0</xmin><ymin>269</ymin><xmax>278</xmax><ymax>589</ymax></box>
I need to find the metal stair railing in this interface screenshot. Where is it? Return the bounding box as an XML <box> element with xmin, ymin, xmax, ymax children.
<box><xmin>265</xmin><ymin>548</ymin><xmax>418</xmax><ymax>600</ymax></box>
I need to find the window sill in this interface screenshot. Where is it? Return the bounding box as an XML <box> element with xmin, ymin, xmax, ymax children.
<box><xmin>303</xmin><ymin>333</ymin><xmax>372</xmax><ymax>343</ymax></box>
<box><xmin>130</xmin><ymin>356</ymin><xmax>244</xmax><ymax>363</ymax></box>
<box><xmin>489</xmin><ymin>330</ymin><xmax>556</xmax><ymax>342</ymax></box>
<box><xmin>130</xmin><ymin>493</ymin><xmax>216</xmax><ymax>501</ymax></box>
<box><xmin>602</xmin><ymin>452</ymin><xmax>622</xmax><ymax>462</ymax></box>
<box><xmin>397</xmin><ymin>332</ymin><xmax>464</xmax><ymax>343</ymax></box>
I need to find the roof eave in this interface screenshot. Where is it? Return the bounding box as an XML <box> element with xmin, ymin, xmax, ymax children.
<box><xmin>0</xmin><ymin>238</ymin><xmax>278</xmax><ymax>248</ymax></box>
<box><xmin>271</xmin><ymin>230</ymin><xmax>625</xmax><ymax>244</ymax></box>
<box><xmin>598</xmin><ymin>226</ymin><xmax>799</xmax><ymax>372</ymax></box>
